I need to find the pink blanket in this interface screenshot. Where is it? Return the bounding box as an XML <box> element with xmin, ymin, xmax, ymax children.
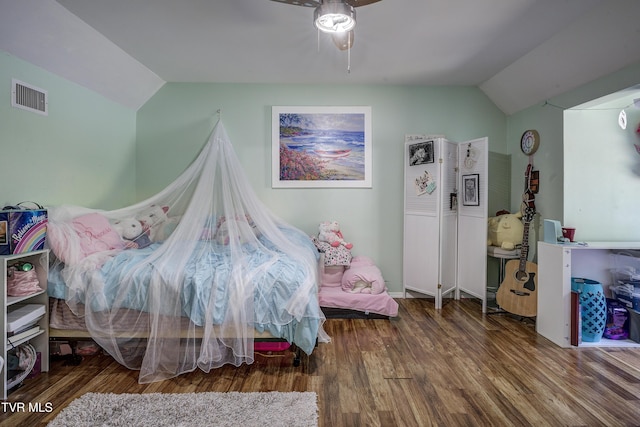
<box><xmin>318</xmin><ymin>255</ymin><xmax>399</xmax><ymax>317</ymax></box>
<box><xmin>341</xmin><ymin>256</ymin><xmax>386</xmax><ymax>294</ymax></box>
<box><xmin>319</xmin><ymin>286</ymin><xmax>399</xmax><ymax>317</ymax></box>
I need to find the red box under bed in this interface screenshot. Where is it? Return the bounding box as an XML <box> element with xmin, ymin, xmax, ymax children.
<box><xmin>254</xmin><ymin>341</ymin><xmax>291</xmax><ymax>352</ymax></box>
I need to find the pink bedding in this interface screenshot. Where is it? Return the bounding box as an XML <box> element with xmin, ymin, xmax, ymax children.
<box><xmin>341</xmin><ymin>256</ymin><xmax>385</xmax><ymax>294</ymax></box>
<box><xmin>318</xmin><ymin>286</ymin><xmax>398</xmax><ymax>317</ymax></box>
<box><xmin>47</xmin><ymin>211</ymin><xmax>125</xmax><ymax>265</ymax></box>
<box><xmin>318</xmin><ymin>255</ymin><xmax>398</xmax><ymax>317</ymax></box>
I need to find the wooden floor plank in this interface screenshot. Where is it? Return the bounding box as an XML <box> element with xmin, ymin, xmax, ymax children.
<box><xmin>3</xmin><ymin>298</ymin><xmax>640</xmax><ymax>426</ymax></box>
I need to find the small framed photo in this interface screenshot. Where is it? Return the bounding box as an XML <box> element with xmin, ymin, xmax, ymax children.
<box><xmin>462</xmin><ymin>174</ymin><xmax>480</xmax><ymax>206</ymax></box>
<box><xmin>408</xmin><ymin>140</ymin><xmax>434</xmax><ymax>166</ymax></box>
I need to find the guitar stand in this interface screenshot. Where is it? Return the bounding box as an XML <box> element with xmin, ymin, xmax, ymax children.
<box><xmin>486</xmin><ymin>305</ymin><xmax>506</xmax><ymax>316</ymax></box>
<box><xmin>486</xmin><ymin>246</ymin><xmax>520</xmax><ymax>315</ymax></box>
<box><xmin>486</xmin><ymin>246</ymin><xmax>537</xmax><ymax>323</ymax></box>
<box><xmin>486</xmin><ymin>305</ymin><xmax>535</xmax><ymax>323</ymax></box>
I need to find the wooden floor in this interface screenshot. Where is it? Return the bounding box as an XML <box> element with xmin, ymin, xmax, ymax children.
<box><xmin>3</xmin><ymin>298</ymin><xmax>640</xmax><ymax>426</ymax></box>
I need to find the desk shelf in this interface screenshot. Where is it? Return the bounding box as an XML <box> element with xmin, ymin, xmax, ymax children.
<box><xmin>537</xmin><ymin>242</ymin><xmax>640</xmax><ymax>348</ymax></box>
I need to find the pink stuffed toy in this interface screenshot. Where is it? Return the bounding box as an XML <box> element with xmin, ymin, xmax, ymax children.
<box><xmin>318</xmin><ymin>221</ymin><xmax>353</xmax><ymax>250</ymax></box>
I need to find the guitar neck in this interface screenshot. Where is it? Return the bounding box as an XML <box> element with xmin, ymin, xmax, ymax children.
<box><xmin>519</xmin><ymin>164</ymin><xmax>536</xmax><ymax>271</ymax></box>
<box><xmin>519</xmin><ymin>220</ymin><xmax>531</xmax><ymax>270</ymax></box>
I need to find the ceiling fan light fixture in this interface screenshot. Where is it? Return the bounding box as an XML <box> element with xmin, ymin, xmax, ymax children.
<box><xmin>332</xmin><ymin>30</ymin><xmax>354</xmax><ymax>50</ymax></box>
<box><xmin>314</xmin><ymin>2</ymin><xmax>356</xmax><ymax>33</ymax></box>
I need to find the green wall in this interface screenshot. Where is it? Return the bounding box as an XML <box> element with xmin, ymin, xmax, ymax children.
<box><xmin>136</xmin><ymin>83</ymin><xmax>507</xmax><ymax>293</ymax></box>
<box><xmin>506</xmin><ymin>60</ymin><xmax>640</xmax><ymax>249</ymax></box>
<box><xmin>564</xmin><ymin>90</ymin><xmax>640</xmax><ymax>241</ymax></box>
<box><xmin>9</xmin><ymin>42</ymin><xmax>639</xmax><ymax>293</ymax></box>
<box><xmin>0</xmin><ymin>51</ymin><xmax>137</xmax><ymax>209</ymax></box>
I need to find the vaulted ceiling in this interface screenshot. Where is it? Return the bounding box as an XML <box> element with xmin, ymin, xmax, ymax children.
<box><xmin>1</xmin><ymin>0</ymin><xmax>639</xmax><ymax>114</ymax></box>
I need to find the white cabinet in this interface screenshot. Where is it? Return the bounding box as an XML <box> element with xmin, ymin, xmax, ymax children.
<box><xmin>1</xmin><ymin>249</ymin><xmax>50</xmax><ymax>398</ymax></box>
<box><xmin>403</xmin><ymin>135</ymin><xmax>488</xmax><ymax>309</ymax></box>
<box><xmin>537</xmin><ymin>241</ymin><xmax>640</xmax><ymax>348</ymax></box>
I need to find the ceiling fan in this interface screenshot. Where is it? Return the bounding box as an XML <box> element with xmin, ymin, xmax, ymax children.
<box><xmin>271</xmin><ymin>0</ymin><xmax>382</xmax><ymax>50</ymax></box>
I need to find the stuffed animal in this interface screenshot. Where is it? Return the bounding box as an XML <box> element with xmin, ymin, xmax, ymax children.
<box><xmin>200</xmin><ymin>215</ymin><xmax>218</xmax><ymax>241</ymax></box>
<box><xmin>318</xmin><ymin>221</ymin><xmax>353</xmax><ymax>250</ymax></box>
<box><xmin>487</xmin><ymin>211</ymin><xmax>523</xmax><ymax>250</ymax></box>
<box><xmin>112</xmin><ymin>218</ymin><xmax>152</xmax><ymax>249</ymax></box>
<box><xmin>214</xmin><ymin>215</ymin><xmax>260</xmax><ymax>245</ymax></box>
<box><xmin>136</xmin><ymin>205</ymin><xmax>179</xmax><ymax>242</ymax></box>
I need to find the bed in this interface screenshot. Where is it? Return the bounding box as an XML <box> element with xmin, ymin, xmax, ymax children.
<box><xmin>316</xmin><ymin>252</ymin><xmax>399</xmax><ymax>319</ymax></box>
<box><xmin>46</xmin><ymin>228</ymin><xmax>327</xmax><ymax>381</ymax></box>
<box><xmin>48</xmin><ymin>298</ymin><xmax>308</xmax><ymax>366</ymax></box>
<box><xmin>46</xmin><ymin>227</ymin><xmax>325</xmax><ymax>377</ymax></box>
<box><xmin>43</xmin><ymin>121</ymin><xmax>329</xmax><ymax>383</ymax></box>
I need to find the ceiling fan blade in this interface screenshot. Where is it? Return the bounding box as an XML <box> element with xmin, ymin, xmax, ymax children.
<box><xmin>332</xmin><ymin>30</ymin><xmax>355</xmax><ymax>50</ymax></box>
<box><xmin>344</xmin><ymin>0</ymin><xmax>382</xmax><ymax>7</ymax></box>
<box><xmin>269</xmin><ymin>0</ymin><xmax>381</xmax><ymax>8</ymax></box>
<box><xmin>269</xmin><ymin>0</ymin><xmax>319</xmax><ymax>7</ymax></box>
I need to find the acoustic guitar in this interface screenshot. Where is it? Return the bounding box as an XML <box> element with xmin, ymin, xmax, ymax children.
<box><xmin>496</xmin><ymin>165</ymin><xmax>538</xmax><ymax>317</ymax></box>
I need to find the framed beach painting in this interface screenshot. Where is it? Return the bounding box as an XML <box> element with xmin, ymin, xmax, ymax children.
<box><xmin>272</xmin><ymin>106</ymin><xmax>372</xmax><ymax>188</ymax></box>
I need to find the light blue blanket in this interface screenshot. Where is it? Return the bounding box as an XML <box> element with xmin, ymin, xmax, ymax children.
<box><xmin>48</xmin><ymin>231</ymin><xmax>321</xmax><ymax>354</ymax></box>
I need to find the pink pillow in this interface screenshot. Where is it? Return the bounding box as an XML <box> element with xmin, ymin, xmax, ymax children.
<box><xmin>320</xmin><ymin>265</ymin><xmax>345</xmax><ymax>288</ymax></box>
<box><xmin>72</xmin><ymin>213</ymin><xmax>124</xmax><ymax>257</ymax></box>
<box><xmin>341</xmin><ymin>262</ymin><xmax>386</xmax><ymax>294</ymax></box>
<box><xmin>350</xmin><ymin>256</ymin><xmax>375</xmax><ymax>267</ymax></box>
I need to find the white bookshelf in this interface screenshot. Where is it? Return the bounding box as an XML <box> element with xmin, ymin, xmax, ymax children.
<box><xmin>1</xmin><ymin>249</ymin><xmax>49</xmax><ymax>399</ymax></box>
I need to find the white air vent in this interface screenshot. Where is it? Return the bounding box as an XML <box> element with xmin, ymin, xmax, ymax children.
<box><xmin>11</xmin><ymin>79</ymin><xmax>48</xmax><ymax>116</ymax></box>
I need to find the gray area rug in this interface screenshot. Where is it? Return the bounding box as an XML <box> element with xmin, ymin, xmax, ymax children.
<box><xmin>47</xmin><ymin>391</ymin><xmax>318</xmax><ymax>427</ymax></box>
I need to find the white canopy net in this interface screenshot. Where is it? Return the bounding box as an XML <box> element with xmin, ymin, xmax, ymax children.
<box><xmin>46</xmin><ymin>121</ymin><xmax>329</xmax><ymax>383</ymax></box>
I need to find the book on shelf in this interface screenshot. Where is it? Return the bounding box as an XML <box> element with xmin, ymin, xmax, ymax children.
<box><xmin>7</xmin><ymin>304</ymin><xmax>45</xmax><ymax>333</ymax></box>
<box><xmin>7</xmin><ymin>326</ymin><xmax>40</xmax><ymax>346</ymax></box>
<box><xmin>7</xmin><ymin>320</ymin><xmax>39</xmax><ymax>336</ymax></box>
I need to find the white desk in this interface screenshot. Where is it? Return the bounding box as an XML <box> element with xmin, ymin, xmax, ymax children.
<box><xmin>537</xmin><ymin>241</ymin><xmax>640</xmax><ymax>348</ymax></box>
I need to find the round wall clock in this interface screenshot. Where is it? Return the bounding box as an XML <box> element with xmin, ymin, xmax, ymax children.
<box><xmin>520</xmin><ymin>129</ymin><xmax>540</xmax><ymax>156</ymax></box>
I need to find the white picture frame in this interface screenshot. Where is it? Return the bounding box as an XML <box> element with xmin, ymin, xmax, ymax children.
<box><xmin>272</xmin><ymin>106</ymin><xmax>372</xmax><ymax>188</ymax></box>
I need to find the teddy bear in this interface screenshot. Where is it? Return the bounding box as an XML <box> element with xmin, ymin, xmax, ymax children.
<box><xmin>318</xmin><ymin>221</ymin><xmax>353</xmax><ymax>249</ymax></box>
<box><xmin>136</xmin><ymin>204</ymin><xmax>180</xmax><ymax>242</ymax></box>
<box><xmin>487</xmin><ymin>211</ymin><xmax>523</xmax><ymax>250</ymax></box>
<box><xmin>112</xmin><ymin>218</ymin><xmax>152</xmax><ymax>249</ymax></box>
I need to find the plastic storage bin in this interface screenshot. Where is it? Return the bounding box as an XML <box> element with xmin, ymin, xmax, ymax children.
<box><xmin>627</xmin><ymin>308</ymin><xmax>640</xmax><ymax>343</ymax></box>
<box><xmin>610</xmin><ymin>284</ymin><xmax>640</xmax><ymax>311</ymax></box>
<box><xmin>610</xmin><ymin>250</ymin><xmax>640</xmax><ymax>304</ymax></box>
